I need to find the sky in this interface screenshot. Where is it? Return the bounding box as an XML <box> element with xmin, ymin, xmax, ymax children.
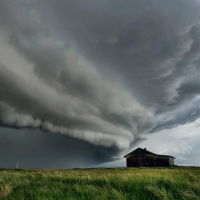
<box><xmin>0</xmin><ymin>0</ymin><xmax>200</xmax><ymax>168</ymax></box>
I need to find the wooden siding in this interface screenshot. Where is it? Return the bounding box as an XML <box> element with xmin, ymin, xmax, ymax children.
<box><xmin>169</xmin><ymin>157</ymin><xmax>174</xmax><ymax>165</ymax></box>
<box><xmin>126</xmin><ymin>156</ymin><xmax>174</xmax><ymax>167</ymax></box>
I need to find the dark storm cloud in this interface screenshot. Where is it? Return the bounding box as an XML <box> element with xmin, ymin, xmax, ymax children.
<box><xmin>36</xmin><ymin>0</ymin><xmax>200</xmax><ymax>109</ymax></box>
<box><xmin>0</xmin><ymin>127</ymin><xmax>120</xmax><ymax>168</ymax></box>
<box><xmin>150</xmin><ymin>96</ymin><xmax>200</xmax><ymax>133</ymax></box>
<box><xmin>0</xmin><ymin>0</ymin><xmax>155</xmax><ymax>162</ymax></box>
<box><xmin>35</xmin><ymin>0</ymin><xmax>200</xmax><ymax>130</ymax></box>
<box><xmin>1</xmin><ymin>0</ymin><xmax>200</xmax><ymax>167</ymax></box>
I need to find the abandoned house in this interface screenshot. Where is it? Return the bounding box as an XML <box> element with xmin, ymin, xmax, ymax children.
<box><xmin>124</xmin><ymin>147</ymin><xmax>175</xmax><ymax>167</ymax></box>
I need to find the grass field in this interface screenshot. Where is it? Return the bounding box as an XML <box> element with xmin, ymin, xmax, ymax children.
<box><xmin>0</xmin><ymin>167</ymin><xmax>200</xmax><ymax>200</ymax></box>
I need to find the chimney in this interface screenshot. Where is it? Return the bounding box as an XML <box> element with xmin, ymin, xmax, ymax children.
<box><xmin>144</xmin><ymin>148</ymin><xmax>146</xmax><ymax>150</ymax></box>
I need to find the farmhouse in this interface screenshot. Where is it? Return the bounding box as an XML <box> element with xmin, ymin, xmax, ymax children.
<box><xmin>124</xmin><ymin>148</ymin><xmax>175</xmax><ymax>167</ymax></box>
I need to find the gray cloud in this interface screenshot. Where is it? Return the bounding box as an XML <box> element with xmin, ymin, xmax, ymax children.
<box><xmin>150</xmin><ymin>96</ymin><xmax>200</xmax><ymax>133</ymax></box>
<box><xmin>1</xmin><ymin>0</ymin><xmax>200</xmax><ymax>167</ymax></box>
<box><xmin>0</xmin><ymin>127</ymin><xmax>121</xmax><ymax>168</ymax></box>
<box><xmin>36</xmin><ymin>0</ymin><xmax>200</xmax><ymax>111</ymax></box>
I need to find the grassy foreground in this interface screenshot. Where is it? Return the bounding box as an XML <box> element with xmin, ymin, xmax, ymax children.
<box><xmin>0</xmin><ymin>167</ymin><xmax>200</xmax><ymax>200</ymax></box>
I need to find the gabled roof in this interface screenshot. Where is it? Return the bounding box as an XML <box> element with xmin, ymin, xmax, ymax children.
<box><xmin>124</xmin><ymin>148</ymin><xmax>175</xmax><ymax>158</ymax></box>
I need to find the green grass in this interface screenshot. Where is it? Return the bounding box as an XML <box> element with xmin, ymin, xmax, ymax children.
<box><xmin>0</xmin><ymin>167</ymin><xmax>200</xmax><ymax>199</ymax></box>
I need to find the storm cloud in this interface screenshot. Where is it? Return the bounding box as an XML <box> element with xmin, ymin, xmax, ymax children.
<box><xmin>1</xmin><ymin>0</ymin><xmax>200</xmax><ymax>167</ymax></box>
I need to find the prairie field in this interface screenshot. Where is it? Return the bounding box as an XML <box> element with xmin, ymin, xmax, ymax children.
<box><xmin>0</xmin><ymin>167</ymin><xmax>200</xmax><ymax>200</ymax></box>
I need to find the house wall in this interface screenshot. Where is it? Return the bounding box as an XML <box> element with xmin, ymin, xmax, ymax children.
<box><xmin>155</xmin><ymin>156</ymin><xmax>169</xmax><ymax>166</ymax></box>
<box><xmin>126</xmin><ymin>156</ymin><xmax>174</xmax><ymax>167</ymax></box>
<box><xmin>127</xmin><ymin>157</ymin><xmax>137</xmax><ymax>167</ymax></box>
<box><xmin>169</xmin><ymin>157</ymin><xmax>174</xmax><ymax>165</ymax></box>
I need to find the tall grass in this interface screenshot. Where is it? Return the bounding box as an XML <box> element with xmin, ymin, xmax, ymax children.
<box><xmin>0</xmin><ymin>167</ymin><xmax>200</xmax><ymax>199</ymax></box>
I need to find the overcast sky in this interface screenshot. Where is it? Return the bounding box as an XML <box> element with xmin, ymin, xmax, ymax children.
<box><xmin>0</xmin><ymin>0</ymin><xmax>200</xmax><ymax>168</ymax></box>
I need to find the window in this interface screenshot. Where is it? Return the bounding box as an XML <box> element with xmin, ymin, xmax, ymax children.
<box><xmin>145</xmin><ymin>157</ymin><xmax>149</xmax><ymax>164</ymax></box>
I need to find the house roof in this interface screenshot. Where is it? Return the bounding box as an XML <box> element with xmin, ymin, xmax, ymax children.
<box><xmin>124</xmin><ymin>148</ymin><xmax>175</xmax><ymax>158</ymax></box>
